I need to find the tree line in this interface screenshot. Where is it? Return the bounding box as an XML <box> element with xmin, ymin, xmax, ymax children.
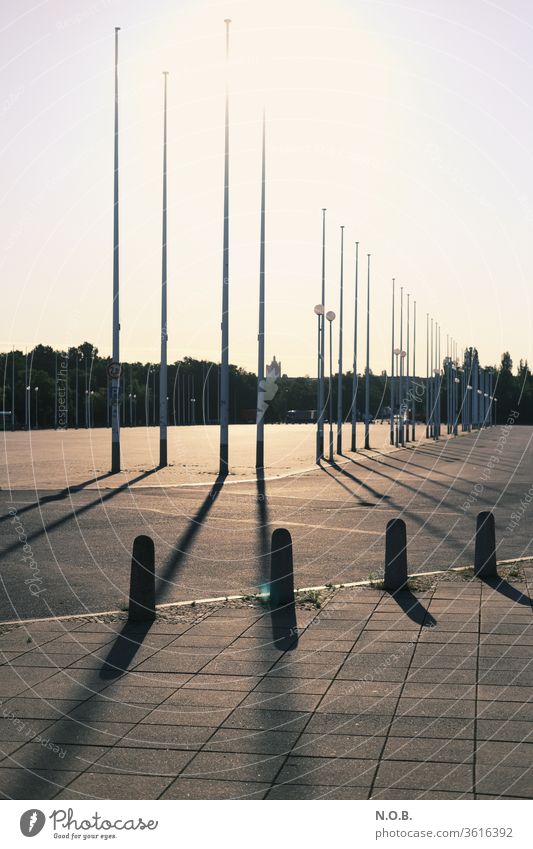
<box><xmin>0</xmin><ymin>343</ymin><xmax>530</xmax><ymax>429</ymax></box>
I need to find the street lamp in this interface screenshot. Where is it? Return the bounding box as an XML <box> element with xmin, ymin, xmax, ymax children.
<box><xmin>34</xmin><ymin>386</ymin><xmax>39</xmax><ymax>429</ymax></box>
<box><xmin>314</xmin><ymin>303</ymin><xmax>325</xmax><ymax>463</ymax></box>
<box><xmin>326</xmin><ymin>310</ymin><xmax>336</xmax><ymax>462</ymax></box>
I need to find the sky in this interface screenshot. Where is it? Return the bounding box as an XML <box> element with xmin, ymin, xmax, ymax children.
<box><xmin>1</xmin><ymin>0</ymin><xmax>533</xmax><ymax>376</ymax></box>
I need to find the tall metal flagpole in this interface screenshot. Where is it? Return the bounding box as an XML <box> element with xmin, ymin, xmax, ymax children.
<box><xmin>350</xmin><ymin>242</ymin><xmax>359</xmax><ymax>452</ymax></box>
<box><xmin>390</xmin><ymin>279</ymin><xmax>395</xmax><ymax>446</ymax></box>
<box><xmin>336</xmin><ymin>226</ymin><xmax>344</xmax><ymax>454</ymax></box>
<box><xmin>317</xmin><ymin>209</ymin><xmax>326</xmax><ymax>460</ymax></box>
<box><xmin>111</xmin><ymin>26</ymin><xmax>121</xmax><ymax>474</ymax></box>
<box><xmin>364</xmin><ymin>254</ymin><xmax>371</xmax><ymax>450</ymax></box>
<box><xmin>219</xmin><ymin>19</ymin><xmax>231</xmax><ymax>476</ymax></box>
<box><xmin>399</xmin><ymin>286</ymin><xmax>404</xmax><ymax>446</ymax></box>
<box><xmin>406</xmin><ymin>293</ymin><xmax>410</xmax><ymax>443</ymax></box>
<box><xmin>159</xmin><ymin>71</ymin><xmax>169</xmax><ymax>467</ymax></box>
<box><xmin>256</xmin><ymin>110</ymin><xmax>266</xmax><ymax>470</ymax></box>
<box><xmin>412</xmin><ymin>300</ymin><xmax>416</xmax><ymax>441</ymax></box>
<box><xmin>11</xmin><ymin>347</ymin><xmax>15</xmax><ymax>431</ymax></box>
<box><xmin>425</xmin><ymin>314</ymin><xmax>429</xmax><ymax>438</ymax></box>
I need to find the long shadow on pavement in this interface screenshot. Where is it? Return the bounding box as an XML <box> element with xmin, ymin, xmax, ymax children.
<box><xmin>388</xmin><ymin>589</ymin><xmax>437</xmax><ymax>627</ymax></box>
<box><xmin>0</xmin><ymin>472</ymin><xmax>116</xmax><ymax>523</ymax></box>
<box><xmin>156</xmin><ymin>472</ymin><xmax>227</xmax><ymax>601</ymax></box>
<box><xmin>99</xmin><ymin>622</ymin><xmax>153</xmax><ymax>679</ymax></box>
<box><xmin>481</xmin><ymin>576</ymin><xmax>532</xmax><ymax>607</ymax></box>
<box><xmin>0</xmin><ymin>467</ymin><xmax>161</xmax><ymax>561</ymax></box>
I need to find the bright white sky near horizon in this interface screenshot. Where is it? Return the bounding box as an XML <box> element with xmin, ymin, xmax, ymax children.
<box><xmin>1</xmin><ymin>0</ymin><xmax>532</xmax><ymax>376</ymax></box>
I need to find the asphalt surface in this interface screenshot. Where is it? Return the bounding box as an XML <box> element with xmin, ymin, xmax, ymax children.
<box><xmin>1</xmin><ymin>426</ymin><xmax>532</xmax><ymax>620</ymax></box>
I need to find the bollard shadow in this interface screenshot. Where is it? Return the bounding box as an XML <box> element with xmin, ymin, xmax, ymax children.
<box><xmin>270</xmin><ymin>601</ymin><xmax>299</xmax><ymax>652</ymax></box>
<box><xmin>157</xmin><ymin>472</ymin><xmax>227</xmax><ymax>599</ymax></box>
<box><xmin>480</xmin><ymin>576</ymin><xmax>532</xmax><ymax>607</ymax></box>
<box><xmin>256</xmin><ymin>469</ymin><xmax>270</xmax><ymax>591</ymax></box>
<box><xmin>99</xmin><ymin>621</ymin><xmax>153</xmax><ymax>679</ymax></box>
<box><xmin>388</xmin><ymin>588</ymin><xmax>437</xmax><ymax>627</ymax></box>
<box><xmin>1</xmin><ymin>472</ymin><xmax>118</xmax><ymax>522</ymax></box>
<box><xmin>1</xmin><ymin>467</ymin><xmax>160</xmax><ymax>559</ymax></box>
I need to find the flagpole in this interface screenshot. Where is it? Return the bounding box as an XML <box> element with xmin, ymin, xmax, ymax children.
<box><xmin>390</xmin><ymin>279</ymin><xmax>395</xmax><ymax>446</ymax></box>
<box><xmin>219</xmin><ymin>19</ymin><xmax>231</xmax><ymax>476</ymax></box>
<box><xmin>256</xmin><ymin>110</ymin><xmax>266</xmax><ymax>470</ymax></box>
<box><xmin>336</xmin><ymin>225</ymin><xmax>344</xmax><ymax>454</ymax></box>
<box><xmin>350</xmin><ymin>242</ymin><xmax>359</xmax><ymax>452</ymax></box>
<box><xmin>111</xmin><ymin>26</ymin><xmax>121</xmax><ymax>473</ymax></box>
<box><xmin>159</xmin><ymin>71</ymin><xmax>169</xmax><ymax>467</ymax></box>
<box><xmin>317</xmin><ymin>208</ymin><xmax>326</xmax><ymax>460</ymax></box>
<box><xmin>406</xmin><ymin>293</ymin><xmax>410</xmax><ymax>443</ymax></box>
<box><xmin>364</xmin><ymin>254</ymin><xmax>371</xmax><ymax>450</ymax></box>
<box><xmin>412</xmin><ymin>300</ymin><xmax>416</xmax><ymax>441</ymax></box>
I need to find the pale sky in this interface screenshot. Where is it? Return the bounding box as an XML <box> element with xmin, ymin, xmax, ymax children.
<box><xmin>1</xmin><ymin>0</ymin><xmax>532</xmax><ymax>375</ymax></box>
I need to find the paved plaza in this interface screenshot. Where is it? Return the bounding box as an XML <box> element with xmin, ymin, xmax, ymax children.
<box><xmin>0</xmin><ymin>569</ymin><xmax>532</xmax><ymax>800</ymax></box>
<box><xmin>1</xmin><ymin>425</ymin><xmax>532</xmax><ymax>620</ymax></box>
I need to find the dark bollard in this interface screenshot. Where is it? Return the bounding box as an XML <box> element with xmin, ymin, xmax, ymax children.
<box><xmin>474</xmin><ymin>511</ymin><xmax>497</xmax><ymax>578</ymax></box>
<box><xmin>128</xmin><ymin>535</ymin><xmax>156</xmax><ymax>622</ymax></box>
<box><xmin>270</xmin><ymin>528</ymin><xmax>295</xmax><ymax>608</ymax></box>
<box><xmin>384</xmin><ymin>518</ymin><xmax>408</xmax><ymax>592</ymax></box>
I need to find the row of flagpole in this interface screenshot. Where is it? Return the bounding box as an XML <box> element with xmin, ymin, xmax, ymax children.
<box><xmin>312</xmin><ymin>217</ymin><xmax>497</xmax><ymax>464</ymax></box>
<box><xmin>108</xmin><ymin>22</ymin><xmax>496</xmax><ymax>477</ymax></box>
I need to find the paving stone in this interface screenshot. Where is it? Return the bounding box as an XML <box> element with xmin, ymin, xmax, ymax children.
<box><xmin>476</xmin><ymin>741</ymin><xmax>533</xmax><ymax>767</ymax></box>
<box><xmin>183</xmin><ymin>674</ymin><xmax>259</xmax><ymax>692</ymax></box>
<box><xmin>239</xmin><ymin>692</ymin><xmax>321</xmax><ymax>712</ymax></box>
<box><xmin>2</xmin><ymin>698</ymin><xmax>80</xmax><ymax>720</ymax></box>
<box><xmin>3</xmin><ymin>742</ymin><xmax>107</xmax><ymax>771</ymax></box>
<box><xmin>396</xmin><ymin>697</ymin><xmax>476</xmax><ymax>719</ymax></box>
<box><xmin>54</xmin><ymin>772</ymin><xmax>172</xmax><ymax>799</ymax></box>
<box><xmin>476</xmin><ymin>764</ymin><xmax>533</xmax><ymax>797</ymax></box>
<box><xmin>120</xmin><ymin>723</ymin><xmax>216</xmax><ymax>749</ymax></box>
<box><xmin>92</xmin><ymin>746</ymin><xmax>194</xmax><ymax>775</ymax></box>
<box><xmin>67</xmin><ymin>700</ymin><xmax>152</xmax><ymax>723</ymax></box>
<box><xmin>317</xmin><ymin>695</ymin><xmax>398</xmax><ymax>715</ymax></box>
<box><xmin>266</xmin><ymin>783</ymin><xmax>370</xmax><ymax>799</ymax></box>
<box><xmin>222</xmin><ymin>707</ymin><xmax>311</xmax><ymax>733</ymax></box>
<box><xmin>402</xmin><ymin>683</ymin><xmax>476</xmax><ymax>700</ymax></box>
<box><xmin>161</xmin><ymin>778</ymin><xmax>268</xmax><ymax>799</ymax></box>
<box><xmin>383</xmin><ymin>736</ymin><xmax>474</xmax><ymax>763</ymax></box>
<box><xmin>375</xmin><ymin>760</ymin><xmax>473</xmax><ymax>793</ymax></box>
<box><xmin>477</xmin><ymin>702</ymin><xmax>533</xmax><ymax>721</ymax></box>
<box><xmin>325</xmin><ymin>680</ymin><xmax>402</xmax><ymax>698</ymax></box>
<box><xmin>477</xmin><ymin>719</ymin><xmax>533</xmax><ymax>743</ymax></box>
<box><xmin>0</xmin><ymin>716</ymin><xmax>55</xmax><ymax>742</ymax></box>
<box><xmin>165</xmin><ymin>689</ymin><xmax>246</xmax><ymax>709</ymax></box>
<box><xmin>294</xmin><ymin>732</ymin><xmax>385</xmax><ymax>760</ymax></box>
<box><xmin>183</xmin><ymin>751</ymin><xmax>285</xmax><ymax>783</ymax></box>
<box><xmin>205</xmin><ymin>727</ymin><xmax>300</xmax><ymax>755</ymax></box>
<box><xmin>44</xmin><ymin>719</ymin><xmax>136</xmax><ymax>746</ymax></box>
<box><xmin>275</xmin><ymin>755</ymin><xmax>377</xmax><ymax>787</ymax></box>
<box><xmin>0</xmin><ymin>767</ymin><xmax>80</xmax><ymax>800</ymax></box>
<box><xmin>305</xmin><ymin>713</ymin><xmax>392</xmax><ymax>737</ymax></box>
<box><xmin>141</xmin><ymin>706</ymin><xmax>233</xmax><ymax>727</ymax></box>
<box><xmin>254</xmin><ymin>677</ymin><xmax>331</xmax><ymax>695</ymax></box>
<box><xmin>93</xmin><ymin>685</ymin><xmax>176</xmax><ymax>705</ymax></box>
<box><xmin>388</xmin><ymin>715</ymin><xmax>475</xmax><ymax>740</ymax></box>
<box><xmin>478</xmin><ymin>685</ymin><xmax>533</xmax><ymax>702</ymax></box>
<box><xmin>406</xmin><ymin>668</ymin><xmax>477</xmax><ymax>685</ymax></box>
<box><xmin>371</xmin><ymin>789</ymin><xmax>474</xmax><ymax>800</ymax></box>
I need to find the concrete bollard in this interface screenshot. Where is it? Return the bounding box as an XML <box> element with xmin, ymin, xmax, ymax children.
<box><xmin>474</xmin><ymin>511</ymin><xmax>497</xmax><ymax>578</ymax></box>
<box><xmin>270</xmin><ymin>528</ymin><xmax>295</xmax><ymax>608</ymax></box>
<box><xmin>128</xmin><ymin>535</ymin><xmax>156</xmax><ymax>622</ymax></box>
<box><xmin>384</xmin><ymin>518</ymin><xmax>408</xmax><ymax>592</ymax></box>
